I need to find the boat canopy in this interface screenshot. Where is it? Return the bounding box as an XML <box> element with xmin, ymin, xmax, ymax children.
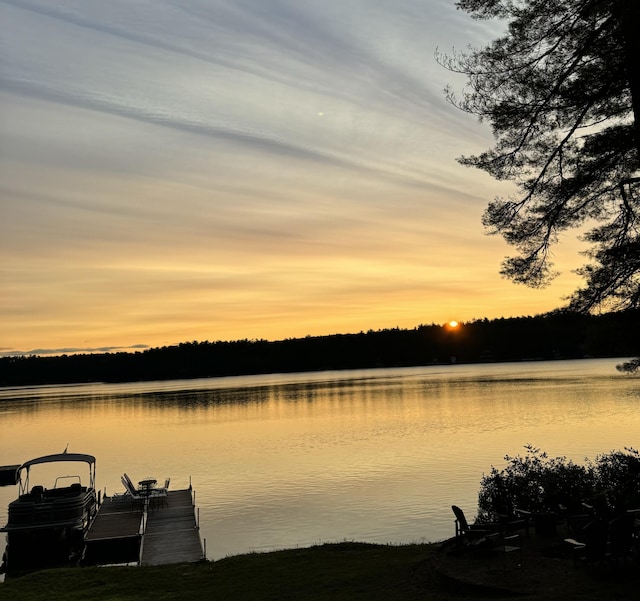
<box><xmin>19</xmin><ymin>453</ymin><xmax>96</xmax><ymax>470</ymax></box>
<box><xmin>17</xmin><ymin>453</ymin><xmax>96</xmax><ymax>495</ymax></box>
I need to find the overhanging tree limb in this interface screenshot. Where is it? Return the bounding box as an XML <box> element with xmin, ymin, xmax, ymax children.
<box><xmin>441</xmin><ymin>0</ymin><xmax>640</xmax><ymax>313</ymax></box>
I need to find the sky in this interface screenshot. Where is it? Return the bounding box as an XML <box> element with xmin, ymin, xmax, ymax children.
<box><xmin>0</xmin><ymin>0</ymin><xmax>590</xmax><ymax>357</ymax></box>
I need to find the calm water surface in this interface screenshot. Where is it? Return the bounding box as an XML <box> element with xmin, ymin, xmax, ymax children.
<box><xmin>1</xmin><ymin>358</ymin><xmax>638</xmax><ymax>560</ymax></box>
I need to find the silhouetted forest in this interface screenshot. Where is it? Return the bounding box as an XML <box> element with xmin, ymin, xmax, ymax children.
<box><xmin>1</xmin><ymin>310</ymin><xmax>638</xmax><ymax>387</ymax></box>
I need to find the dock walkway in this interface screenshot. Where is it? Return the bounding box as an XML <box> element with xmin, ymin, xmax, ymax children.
<box><xmin>141</xmin><ymin>489</ymin><xmax>203</xmax><ymax>566</ymax></box>
<box><xmin>85</xmin><ymin>488</ymin><xmax>203</xmax><ymax>566</ymax></box>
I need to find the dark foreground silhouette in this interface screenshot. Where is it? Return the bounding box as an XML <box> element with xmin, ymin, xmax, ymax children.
<box><xmin>1</xmin><ymin>540</ymin><xmax>638</xmax><ymax>601</ymax></box>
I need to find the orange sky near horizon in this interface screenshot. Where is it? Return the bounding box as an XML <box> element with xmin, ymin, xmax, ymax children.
<box><xmin>0</xmin><ymin>1</ymin><xmax>591</xmax><ymax>356</ymax></box>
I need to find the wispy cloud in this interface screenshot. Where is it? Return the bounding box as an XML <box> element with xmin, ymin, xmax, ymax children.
<box><xmin>1</xmin><ymin>344</ymin><xmax>149</xmax><ymax>358</ymax></box>
<box><xmin>0</xmin><ymin>0</ymin><xmax>583</xmax><ymax>353</ymax></box>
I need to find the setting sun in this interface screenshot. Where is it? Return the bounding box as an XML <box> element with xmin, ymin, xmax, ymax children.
<box><xmin>448</xmin><ymin>321</ymin><xmax>459</xmax><ymax>328</ymax></box>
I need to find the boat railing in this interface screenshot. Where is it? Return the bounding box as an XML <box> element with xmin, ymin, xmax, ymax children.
<box><xmin>45</xmin><ymin>484</ymin><xmax>87</xmax><ymax>499</ymax></box>
<box><xmin>8</xmin><ymin>489</ymin><xmax>97</xmax><ymax>526</ymax></box>
<box><xmin>54</xmin><ymin>474</ymin><xmax>82</xmax><ymax>488</ymax></box>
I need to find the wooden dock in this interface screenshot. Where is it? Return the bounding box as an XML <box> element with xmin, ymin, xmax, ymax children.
<box><xmin>84</xmin><ymin>495</ymin><xmax>143</xmax><ymax>565</ymax></box>
<box><xmin>84</xmin><ymin>488</ymin><xmax>203</xmax><ymax>566</ymax></box>
<box><xmin>141</xmin><ymin>489</ymin><xmax>203</xmax><ymax>566</ymax></box>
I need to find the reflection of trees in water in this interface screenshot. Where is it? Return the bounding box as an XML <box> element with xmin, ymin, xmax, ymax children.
<box><xmin>146</xmin><ymin>378</ymin><xmax>385</xmax><ymax>412</ymax></box>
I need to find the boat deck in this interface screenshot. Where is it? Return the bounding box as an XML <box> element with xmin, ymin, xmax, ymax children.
<box><xmin>84</xmin><ymin>489</ymin><xmax>203</xmax><ymax>566</ymax></box>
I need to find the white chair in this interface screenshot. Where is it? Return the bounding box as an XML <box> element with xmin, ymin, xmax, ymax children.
<box><xmin>120</xmin><ymin>474</ymin><xmax>144</xmax><ymax>509</ymax></box>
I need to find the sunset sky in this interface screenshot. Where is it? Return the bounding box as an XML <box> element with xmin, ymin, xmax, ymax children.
<box><xmin>0</xmin><ymin>0</ymin><xmax>589</xmax><ymax>357</ymax></box>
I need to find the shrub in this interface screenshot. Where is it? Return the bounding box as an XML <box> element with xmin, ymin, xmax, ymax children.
<box><xmin>616</xmin><ymin>358</ymin><xmax>640</xmax><ymax>373</ymax></box>
<box><xmin>477</xmin><ymin>445</ymin><xmax>640</xmax><ymax>522</ymax></box>
<box><xmin>593</xmin><ymin>447</ymin><xmax>640</xmax><ymax>512</ymax></box>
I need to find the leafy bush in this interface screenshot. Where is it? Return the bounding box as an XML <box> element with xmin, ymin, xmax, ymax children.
<box><xmin>593</xmin><ymin>448</ymin><xmax>640</xmax><ymax>512</ymax></box>
<box><xmin>616</xmin><ymin>358</ymin><xmax>640</xmax><ymax>373</ymax></box>
<box><xmin>477</xmin><ymin>445</ymin><xmax>640</xmax><ymax>522</ymax></box>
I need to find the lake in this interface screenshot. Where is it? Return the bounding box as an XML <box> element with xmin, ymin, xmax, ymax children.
<box><xmin>1</xmin><ymin>358</ymin><xmax>638</xmax><ymax>561</ymax></box>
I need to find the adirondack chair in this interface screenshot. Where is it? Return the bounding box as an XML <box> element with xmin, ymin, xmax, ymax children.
<box><xmin>120</xmin><ymin>474</ymin><xmax>144</xmax><ymax>509</ymax></box>
<box><xmin>451</xmin><ymin>505</ymin><xmax>499</xmax><ymax>547</ymax></box>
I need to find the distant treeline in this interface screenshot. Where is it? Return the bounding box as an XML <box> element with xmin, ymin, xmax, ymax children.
<box><xmin>2</xmin><ymin>310</ymin><xmax>639</xmax><ymax>387</ymax></box>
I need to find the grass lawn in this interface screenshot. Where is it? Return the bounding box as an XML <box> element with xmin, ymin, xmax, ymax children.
<box><xmin>0</xmin><ymin>541</ymin><xmax>637</xmax><ymax>601</ymax></box>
